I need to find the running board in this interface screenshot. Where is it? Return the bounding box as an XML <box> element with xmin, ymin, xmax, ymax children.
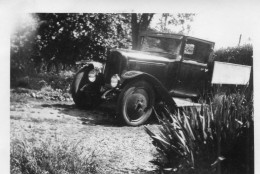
<box><xmin>172</xmin><ymin>97</ymin><xmax>201</xmax><ymax>108</ymax></box>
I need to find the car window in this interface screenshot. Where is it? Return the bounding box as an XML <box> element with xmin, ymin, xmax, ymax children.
<box><xmin>184</xmin><ymin>44</ymin><xmax>195</xmax><ymax>55</ymax></box>
<box><xmin>141</xmin><ymin>36</ymin><xmax>182</xmax><ymax>55</ymax></box>
<box><xmin>184</xmin><ymin>40</ymin><xmax>211</xmax><ymax>63</ymax></box>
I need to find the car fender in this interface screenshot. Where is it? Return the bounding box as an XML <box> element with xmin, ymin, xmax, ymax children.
<box><xmin>72</xmin><ymin>64</ymin><xmax>104</xmax><ymax>93</ymax></box>
<box><xmin>121</xmin><ymin>70</ymin><xmax>177</xmax><ymax>111</ymax></box>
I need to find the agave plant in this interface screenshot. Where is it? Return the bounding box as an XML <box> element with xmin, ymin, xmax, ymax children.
<box><xmin>145</xmin><ymin>92</ymin><xmax>253</xmax><ymax>174</ymax></box>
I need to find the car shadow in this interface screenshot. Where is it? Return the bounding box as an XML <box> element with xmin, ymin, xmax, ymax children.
<box><xmin>41</xmin><ymin>102</ymin><xmax>123</xmax><ymax>127</ymax></box>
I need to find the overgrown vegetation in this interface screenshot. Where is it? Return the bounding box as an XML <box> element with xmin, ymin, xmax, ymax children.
<box><xmin>145</xmin><ymin>90</ymin><xmax>253</xmax><ymax>174</ymax></box>
<box><xmin>11</xmin><ymin>138</ymin><xmax>98</xmax><ymax>174</ymax></box>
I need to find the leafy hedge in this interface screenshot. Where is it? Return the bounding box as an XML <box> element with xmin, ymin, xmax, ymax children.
<box><xmin>214</xmin><ymin>44</ymin><xmax>253</xmax><ymax>66</ymax></box>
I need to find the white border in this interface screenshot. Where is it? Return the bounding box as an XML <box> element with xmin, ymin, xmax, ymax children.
<box><xmin>1</xmin><ymin>0</ymin><xmax>260</xmax><ymax>173</ymax></box>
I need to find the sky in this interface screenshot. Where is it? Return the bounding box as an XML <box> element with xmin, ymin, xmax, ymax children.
<box><xmin>189</xmin><ymin>11</ymin><xmax>256</xmax><ymax>49</ymax></box>
<box><xmin>150</xmin><ymin>11</ymin><xmax>257</xmax><ymax>49</ymax></box>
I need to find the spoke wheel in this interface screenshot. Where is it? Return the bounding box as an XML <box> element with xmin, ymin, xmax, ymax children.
<box><xmin>118</xmin><ymin>80</ymin><xmax>154</xmax><ymax>126</ymax></box>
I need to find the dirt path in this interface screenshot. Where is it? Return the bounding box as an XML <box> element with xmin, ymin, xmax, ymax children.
<box><xmin>10</xmin><ymin>94</ymin><xmax>160</xmax><ymax>173</ymax></box>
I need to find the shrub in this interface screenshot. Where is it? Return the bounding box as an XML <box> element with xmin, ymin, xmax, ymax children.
<box><xmin>10</xmin><ymin>138</ymin><xmax>98</xmax><ymax>174</ymax></box>
<box><xmin>11</xmin><ymin>71</ymin><xmax>75</xmax><ymax>92</ymax></box>
<box><xmin>214</xmin><ymin>44</ymin><xmax>253</xmax><ymax>66</ymax></box>
<box><xmin>145</xmin><ymin>92</ymin><xmax>253</xmax><ymax>174</ymax></box>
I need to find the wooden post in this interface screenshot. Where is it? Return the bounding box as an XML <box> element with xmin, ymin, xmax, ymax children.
<box><xmin>238</xmin><ymin>34</ymin><xmax>242</xmax><ymax>46</ymax></box>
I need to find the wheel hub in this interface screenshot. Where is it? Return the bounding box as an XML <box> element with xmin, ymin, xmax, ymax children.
<box><xmin>126</xmin><ymin>93</ymin><xmax>148</xmax><ymax>120</ymax></box>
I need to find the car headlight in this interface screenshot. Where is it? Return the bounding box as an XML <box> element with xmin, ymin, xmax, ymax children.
<box><xmin>110</xmin><ymin>74</ymin><xmax>120</xmax><ymax>88</ymax></box>
<box><xmin>88</xmin><ymin>69</ymin><xmax>97</xmax><ymax>82</ymax></box>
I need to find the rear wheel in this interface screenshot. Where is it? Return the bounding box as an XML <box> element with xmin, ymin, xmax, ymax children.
<box><xmin>71</xmin><ymin>67</ymin><xmax>100</xmax><ymax>108</ymax></box>
<box><xmin>118</xmin><ymin>80</ymin><xmax>155</xmax><ymax>126</ymax></box>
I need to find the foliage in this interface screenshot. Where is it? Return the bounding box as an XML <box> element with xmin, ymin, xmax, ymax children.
<box><xmin>11</xmin><ymin>70</ymin><xmax>76</xmax><ymax>102</ymax></box>
<box><xmin>11</xmin><ymin>13</ymin><xmax>196</xmax><ymax>79</ymax></box>
<box><xmin>31</xmin><ymin>85</ymin><xmax>73</xmax><ymax>101</ymax></box>
<box><xmin>154</xmin><ymin>13</ymin><xmax>195</xmax><ymax>34</ymax></box>
<box><xmin>36</xmin><ymin>71</ymin><xmax>75</xmax><ymax>91</ymax></box>
<box><xmin>10</xmin><ymin>14</ymin><xmax>39</xmax><ymax>80</ymax></box>
<box><xmin>35</xmin><ymin>13</ymin><xmax>132</xmax><ymax>63</ymax></box>
<box><xmin>214</xmin><ymin>44</ymin><xmax>253</xmax><ymax>66</ymax></box>
<box><xmin>11</xmin><ymin>13</ymin><xmax>132</xmax><ymax>81</ymax></box>
<box><xmin>10</xmin><ymin>138</ymin><xmax>98</xmax><ymax>174</ymax></box>
<box><xmin>131</xmin><ymin>13</ymin><xmax>195</xmax><ymax>49</ymax></box>
<box><xmin>11</xmin><ymin>70</ymin><xmax>74</xmax><ymax>90</ymax></box>
<box><xmin>145</xmin><ymin>91</ymin><xmax>253</xmax><ymax>174</ymax></box>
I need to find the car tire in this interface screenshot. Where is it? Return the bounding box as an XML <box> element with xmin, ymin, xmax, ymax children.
<box><xmin>118</xmin><ymin>80</ymin><xmax>155</xmax><ymax>126</ymax></box>
<box><xmin>71</xmin><ymin>66</ymin><xmax>100</xmax><ymax>108</ymax></box>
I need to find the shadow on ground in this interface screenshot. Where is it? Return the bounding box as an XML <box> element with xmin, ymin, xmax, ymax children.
<box><xmin>40</xmin><ymin>101</ymin><xmax>159</xmax><ymax>127</ymax></box>
<box><xmin>40</xmin><ymin>102</ymin><xmax>123</xmax><ymax>127</ymax></box>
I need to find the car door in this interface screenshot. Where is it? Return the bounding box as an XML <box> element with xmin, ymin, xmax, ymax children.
<box><xmin>172</xmin><ymin>39</ymin><xmax>213</xmax><ymax>98</ymax></box>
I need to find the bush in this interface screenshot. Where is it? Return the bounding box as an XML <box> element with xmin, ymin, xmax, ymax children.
<box><xmin>11</xmin><ymin>71</ymin><xmax>75</xmax><ymax>91</ymax></box>
<box><xmin>145</xmin><ymin>91</ymin><xmax>253</xmax><ymax>174</ymax></box>
<box><xmin>214</xmin><ymin>44</ymin><xmax>253</xmax><ymax>66</ymax></box>
<box><xmin>11</xmin><ymin>138</ymin><xmax>98</xmax><ymax>174</ymax></box>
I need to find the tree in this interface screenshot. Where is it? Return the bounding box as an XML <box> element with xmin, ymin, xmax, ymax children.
<box><xmin>10</xmin><ymin>13</ymin><xmax>39</xmax><ymax>80</ymax></box>
<box><xmin>11</xmin><ymin>13</ymin><xmax>196</xmax><ymax>76</ymax></box>
<box><xmin>131</xmin><ymin>13</ymin><xmax>195</xmax><ymax>49</ymax></box>
<box><xmin>34</xmin><ymin>13</ymin><xmax>132</xmax><ymax>71</ymax></box>
<box><xmin>156</xmin><ymin>13</ymin><xmax>195</xmax><ymax>34</ymax></box>
<box><xmin>131</xmin><ymin>13</ymin><xmax>154</xmax><ymax>50</ymax></box>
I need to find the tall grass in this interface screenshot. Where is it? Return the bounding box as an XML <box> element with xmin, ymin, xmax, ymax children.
<box><xmin>10</xmin><ymin>138</ymin><xmax>98</xmax><ymax>174</ymax></box>
<box><xmin>145</xmin><ymin>91</ymin><xmax>253</xmax><ymax>174</ymax></box>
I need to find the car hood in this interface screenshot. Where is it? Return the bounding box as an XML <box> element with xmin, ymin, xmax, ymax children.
<box><xmin>111</xmin><ymin>48</ymin><xmax>180</xmax><ymax>62</ymax></box>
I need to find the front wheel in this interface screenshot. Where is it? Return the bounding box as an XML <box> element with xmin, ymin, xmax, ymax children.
<box><xmin>118</xmin><ymin>80</ymin><xmax>155</xmax><ymax>126</ymax></box>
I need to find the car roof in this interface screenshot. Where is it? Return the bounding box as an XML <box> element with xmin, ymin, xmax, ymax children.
<box><xmin>140</xmin><ymin>32</ymin><xmax>215</xmax><ymax>45</ymax></box>
<box><xmin>186</xmin><ymin>36</ymin><xmax>215</xmax><ymax>45</ymax></box>
<box><xmin>140</xmin><ymin>32</ymin><xmax>184</xmax><ymax>39</ymax></box>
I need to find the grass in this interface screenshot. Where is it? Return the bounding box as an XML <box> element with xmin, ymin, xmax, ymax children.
<box><xmin>10</xmin><ymin>115</ymin><xmax>23</xmax><ymax>120</ymax></box>
<box><xmin>10</xmin><ymin>138</ymin><xmax>98</xmax><ymax>174</ymax></box>
<box><xmin>29</xmin><ymin>117</ymin><xmax>70</xmax><ymax>124</ymax></box>
<box><xmin>10</xmin><ymin>92</ymin><xmax>29</xmax><ymax>103</ymax></box>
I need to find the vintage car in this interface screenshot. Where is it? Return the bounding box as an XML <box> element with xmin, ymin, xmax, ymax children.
<box><xmin>71</xmin><ymin>32</ymin><xmax>216</xmax><ymax>126</ymax></box>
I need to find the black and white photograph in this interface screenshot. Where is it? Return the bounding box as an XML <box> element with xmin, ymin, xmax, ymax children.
<box><xmin>1</xmin><ymin>0</ymin><xmax>259</xmax><ymax>173</ymax></box>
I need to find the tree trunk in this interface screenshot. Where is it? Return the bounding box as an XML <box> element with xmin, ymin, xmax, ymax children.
<box><xmin>131</xmin><ymin>13</ymin><xmax>154</xmax><ymax>50</ymax></box>
<box><xmin>131</xmin><ymin>14</ymin><xmax>139</xmax><ymax>50</ymax></box>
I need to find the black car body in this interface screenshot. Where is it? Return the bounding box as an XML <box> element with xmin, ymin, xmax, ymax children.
<box><xmin>71</xmin><ymin>32</ymin><xmax>215</xmax><ymax>126</ymax></box>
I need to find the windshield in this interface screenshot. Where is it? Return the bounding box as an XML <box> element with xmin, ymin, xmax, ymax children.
<box><xmin>140</xmin><ymin>36</ymin><xmax>182</xmax><ymax>55</ymax></box>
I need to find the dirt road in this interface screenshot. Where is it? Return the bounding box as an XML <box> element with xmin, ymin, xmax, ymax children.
<box><xmin>10</xmin><ymin>92</ymin><xmax>160</xmax><ymax>173</ymax></box>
